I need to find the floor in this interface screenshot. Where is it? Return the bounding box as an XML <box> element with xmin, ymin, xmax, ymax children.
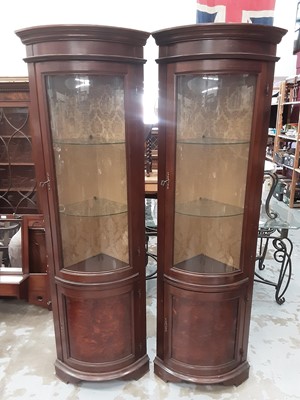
<box><xmin>1</xmin><ymin>200</ymin><xmax>300</xmax><ymax>400</ymax></box>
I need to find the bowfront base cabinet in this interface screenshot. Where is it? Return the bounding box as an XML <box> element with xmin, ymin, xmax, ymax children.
<box><xmin>16</xmin><ymin>25</ymin><xmax>150</xmax><ymax>383</ymax></box>
<box><xmin>152</xmin><ymin>24</ymin><xmax>286</xmax><ymax>385</ymax></box>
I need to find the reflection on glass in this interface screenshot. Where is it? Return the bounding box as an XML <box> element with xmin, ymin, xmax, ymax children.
<box><xmin>0</xmin><ymin>107</ymin><xmax>30</xmax><ymax>138</ymax></box>
<box><xmin>0</xmin><ymin>107</ymin><xmax>37</xmax><ymax>214</ymax></box>
<box><xmin>46</xmin><ymin>75</ymin><xmax>129</xmax><ymax>273</ymax></box>
<box><xmin>177</xmin><ymin>137</ymin><xmax>249</xmax><ymax>145</ymax></box>
<box><xmin>61</xmin><ymin>197</ymin><xmax>127</xmax><ymax>217</ymax></box>
<box><xmin>174</xmin><ymin>74</ymin><xmax>256</xmax><ymax>274</ymax></box>
<box><xmin>176</xmin><ymin>198</ymin><xmax>243</xmax><ymax>218</ymax></box>
<box><xmin>0</xmin><ymin>219</ymin><xmax>22</xmax><ymax>272</ymax></box>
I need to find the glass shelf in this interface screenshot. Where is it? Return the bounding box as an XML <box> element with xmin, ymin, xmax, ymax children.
<box><xmin>60</xmin><ymin>197</ymin><xmax>127</xmax><ymax>217</ymax></box>
<box><xmin>0</xmin><ymin>134</ymin><xmax>32</xmax><ymax>139</ymax></box>
<box><xmin>174</xmin><ymin>254</ymin><xmax>236</xmax><ymax>274</ymax></box>
<box><xmin>0</xmin><ymin>163</ymin><xmax>35</xmax><ymax>166</ymax></box>
<box><xmin>53</xmin><ymin>137</ymin><xmax>125</xmax><ymax>145</ymax></box>
<box><xmin>63</xmin><ymin>253</ymin><xmax>128</xmax><ymax>273</ymax></box>
<box><xmin>0</xmin><ymin>187</ymin><xmax>36</xmax><ymax>192</ymax></box>
<box><xmin>177</xmin><ymin>137</ymin><xmax>250</xmax><ymax>146</ymax></box>
<box><xmin>176</xmin><ymin>198</ymin><xmax>243</xmax><ymax>218</ymax></box>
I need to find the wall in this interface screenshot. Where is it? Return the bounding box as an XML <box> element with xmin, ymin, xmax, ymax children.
<box><xmin>0</xmin><ymin>0</ymin><xmax>297</xmax><ymax>121</ymax></box>
<box><xmin>273</xmin><ymin>0</ymin><xmax>298</xmax><ymax>77</ymax></box>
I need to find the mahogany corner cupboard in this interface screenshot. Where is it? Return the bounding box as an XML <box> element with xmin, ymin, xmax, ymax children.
<box><xmin>152</xmin><ymin>24</ymin><xmax>286</xmax><ymax>385</ymax></box>
<box><xmin>16</xmin><ymin>25</ymin><xmax>150</xmax><ymax>383</ymax></box>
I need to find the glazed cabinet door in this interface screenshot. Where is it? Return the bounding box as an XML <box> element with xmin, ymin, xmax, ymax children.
<box><xmin>45</xmin><ymin>73</ymin><xmax>132</xmax><ymax>277</ymax></box>
<box><xmin>16</xmin><ymin>25</ymin><xmax>150</xmax><ymax>383</ymax></box>
<box><xmin>153</xmin><ymin>24</ymin><xmax>286</xmax><ymax>386</ymax></box>
<box><xmin>42</xmin><ymin>70</ymin><xmax>148</xmax><ymax>382</ymax></box>
<box><xmin>173</xmin><ymin>72</ymin><xmax>256</xmax><ymax>275</ymax></box>
<box><xmin>0</xmin><ymin>81</ymin><xmax>38</xmax><ymax>214</ymax></box>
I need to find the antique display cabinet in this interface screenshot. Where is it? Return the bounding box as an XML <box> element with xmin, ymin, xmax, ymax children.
<box><xmin>16</xmin><ymin>25</ymin><xmax>150</xmax><ymax>383</ymax></box>
<box><xmin>0</xmin><ymin>79</ymin><xmax>37</xmax><ymax>214</ymax></box>
<box><xmin>0</xmin><ymin>79</ymin><xmax>48</xmax><ymax>304</ymax></box>
<box><xmin>152</xmin><ymin>24</ymin><xmax>286</xmax><ymax>385</ymax></box>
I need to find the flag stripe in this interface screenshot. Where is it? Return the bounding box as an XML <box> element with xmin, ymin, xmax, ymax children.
<box><xmin>196</xmin><ymin>0</ymin><xmax>276</xmax><ymax>25</ymax></box>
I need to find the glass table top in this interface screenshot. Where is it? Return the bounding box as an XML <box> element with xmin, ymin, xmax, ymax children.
<box><xmin>259</xmin><ymin>196</ymin><xmax>300</xmax><ymax>230</ymax></box>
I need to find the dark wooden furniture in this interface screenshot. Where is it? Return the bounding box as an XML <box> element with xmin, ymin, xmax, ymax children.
<box><xmin>145</xmin><ymin>169</ymin><xmax>158</xmax><ymax>198</ymax></box>
<box><xmin>0</xmin><ymin>79</ymin><xmax>38</xmax><ymax>214</ymax></box>
<box><xmin>0</xmin><ymin>213</ymin><xmax>49</xmax><ymax>303</ymax></box>
<box><xmin>0</xmin><ymin>79</ymin><xmax>48</xmax><ymax>303</ymax></box>
<box><xmin>145</xmin><ymin>126</ymin><xmax>158</xmax><ymax>198</ymax></box>
<box><xmin>145</xmin><ymin>126</ymin><xmax>158</xmax><ymax>175</ymax></box>
<box><xmin>22</xmin><ymin>214</ymin><xmax>50</xmax><ymax>309</ymax></box>
<box><xmin>0</xmin><ymin>215</ymin><xmax>28</xmax><ymax>299</ymax></box>
<box><xmin>152</xmin><ymin>23</ymin><xmax>286</xmax><ymax>386</ymax></box>
<box><xmin>16</xmin><ymin>24</ymin><xmax>150</xmax><ymax>383</ymax></box>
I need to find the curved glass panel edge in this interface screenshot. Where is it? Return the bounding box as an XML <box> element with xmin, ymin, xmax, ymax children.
<box><xmin>59</xmin><ymin>198</ymin><xmax>128</xmax><ymax>217</ymax></box>
<box><xmin>62</xmin><ymin>253</ymin><xmax>130</xmax><ymax>274</ymax></box>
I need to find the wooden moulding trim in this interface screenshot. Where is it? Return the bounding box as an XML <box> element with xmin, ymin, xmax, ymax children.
<box><xmin>163</xmin><ymin>273</ymin><xmax>249</xmax><ymax>292</ymax></box>
<box><xmin>152</xmin><ymin>23</ymin><xmax>287</xmax><ymax>46</ymax></box>
<box><xmin>22</xmin><ymin>54</ymin><xmax>147</xmax><ymax>64</ymax></box>
<box><xmin>0</xmin><ymin>81</ymin><xmax>29</xmax><ymax>92</ymax></box>
<box><xmin>0</xmin><ymin>76</ymin><xmax>28</xmax><ymax>82</ymax></box>
<box><xmin>15</xmin><ymin>24</ymin><xmax>150</xmax><ymax>47</ymax></box>
<box><xmin>55</xmin><ymin>354</ymin><xmax>149</xmax><ymax>382</ymax></box>
<box><xmin>54</xmin><ymin>271</ymin><xmax>139</xmax><ymax>289</ymax></box>
<box><xmin>155</xmin><ymin>52</ymin><xmax>280</xmax><ymax>64</ymax></box>
<box><xmin>154</xmin><ymin>356</ymin><xmax>250</xmax><ymax>385</ymax></box>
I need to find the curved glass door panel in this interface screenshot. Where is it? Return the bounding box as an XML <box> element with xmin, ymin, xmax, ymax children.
<box><xmin>46</xmin><ymin>75</ymin><xmax>128</xmax><ymax>273</ymax></box>
<box><xmin>174</xmin><ymin>74</ymin><xmax>256</xmax><ymax>274</ymax></box>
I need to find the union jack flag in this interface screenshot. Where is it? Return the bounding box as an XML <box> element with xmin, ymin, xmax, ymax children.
<box><xmin>196</xmin><ymin>0</ymin><xmax>276</xmax><ymax>25</ymax></box>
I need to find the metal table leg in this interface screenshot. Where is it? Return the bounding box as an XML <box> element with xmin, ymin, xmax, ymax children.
<box><xmin>255</xmin><ymin>228</ymin><xmax>293</xmax><ymax>305</ymax></box>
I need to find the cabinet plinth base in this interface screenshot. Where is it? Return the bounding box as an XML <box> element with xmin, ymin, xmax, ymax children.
<box><xmin>0</xmin><ymin>275</ymin><xmax>28</xmax><ymax>300</ymax></box>
<box><xmin>153</xmin><ymin>357</ymin><xmax>250</xmax><ymax>386</ymax></box>
<box><xmin>54</xmin><ymin>355</ymin><xmax>150</xmax><ymax>384</ymax></box>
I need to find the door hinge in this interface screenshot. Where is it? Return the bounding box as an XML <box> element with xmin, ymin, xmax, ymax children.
<box><xmin>265</xmin><ymin>83</ymin><xmax>270</xmax><ymax>96</ymax></box>
<box><xmin>160</xmin><ymin>172</ymin><xmax>170</xmax><ymax>189</ymax></box>
<box><xmin>164</xmin><ymin>317</ymin><xmax>168</xmax><ymax>333</ymax></box>
<box><xmin>40</xmin><ymin>172</ymin><xmax>50</xmax><ymax>191</ymax></box>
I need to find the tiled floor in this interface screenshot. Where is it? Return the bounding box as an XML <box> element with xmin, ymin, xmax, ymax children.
<box><xmin>1</xmin><ymin>200</ymin><xmax>300</xmax><ymax>400</ymax></box>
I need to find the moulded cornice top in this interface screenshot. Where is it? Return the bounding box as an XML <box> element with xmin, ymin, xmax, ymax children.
<box><xmin>0</xmin><ymin>77</ymin><xmax>28</xmax><ymax>82</ymax></box>
<box><xmin>0</xmin><ymin>79</ymin><xmax>29</xmax><ymax>92</ymax></box>
<box><xmin>152</xmin><ymin>23</ymin><xmax>287</xmax><ymax>46</ymax></box>
<box><xmin>15</xmin><ymin>24</ymin><xmax>150</xmax><ymax>46</ymax></box>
